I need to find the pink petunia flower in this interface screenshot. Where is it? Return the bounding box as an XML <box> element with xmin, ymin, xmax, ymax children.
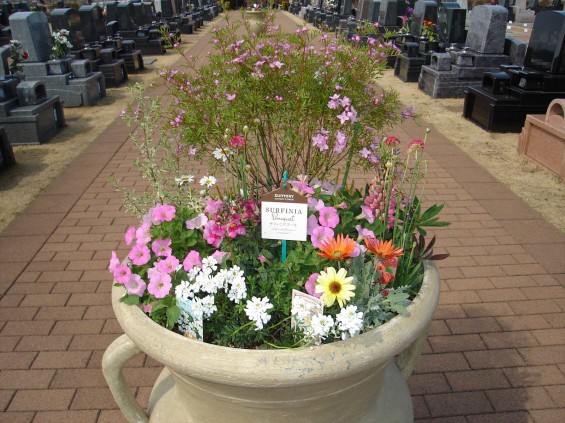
<box><xmin>211</xmin><ymin>250</ymin><xmax>230</xmax><ymax>264</ymax></box>
<box><xmin>152</xmin><ymin>238</ymin><xmax>172</xmax><ymax>257</ymax></box>
<box><xmin>185</xmin><ymin>213</ymin><xmax>208</xmax><ymax>230</ymax></box>
<box><xmin>157</xmin><ymin>255</ymin><xmax>180</xmax><ymax>274</ymax></box>
<box><xmin>152</xmin><ymin>205</ymin><xmax>176</xmax><ymax>224</ymax></box>
<box><xmin>183</xmin><ymin>250</ymin><xmax>202</xmax><ymax>271</ymax></box>
<box><xmin>135</xmin><ymin>223</ymin><xmax>152</xmax><ymax>245</ymax></box>
<box><xmin>355</xmin><ymin>224</ymin><xmax>376</xmax><ymax>241</ymax></box>
<box><xmin>128</xmin><ymin>244</ymin><xmax>151</xmax><ymax>266</ymax></box>
<box><xmin>311</xmin><ymin>226</ymin><xmax>334</xmax><ymax>248</ymax></box>
<box><xmin>289</xmin><ymin>180</ymin><xmax>315</xmax><ymax>195</ymax></box>
<box><xmin>113</xmin><ymin>264</ymin><xmax>131</xmax><ymax>284</ymax></box>
<box><xmin>142</xmin><ymin>304</ymin><xmax>152</xmax><ymax>313</ymax></box>
<box><xmin>307</xmin><ymin>214</ymin><xmax>319</xmax><ymax>236</ymax></box>
<box><xmin>124</xmin><ymin>226</ymin><xmax>136</xmax><ymax>245</ymax></box>
<box><xmin>108</xmin><ymin>251</ymin><xmax>120</xmax><ymax>272</ymax></box>
<box><xmin>124</xmin><ymin>274</ymin><xmax>147</xmax><ymax>297</ymax></box>
<box><xmin>318</xmin><ymin>207</ymin><xmax>339</xmax><ymax>228</ymax></box>
<box><xmin>305</xmin><ymin>273</ymin><xmax>322</xmax><ymax>298</ymax></box>
<box><xmin>258</xmin><ymin>255</ymin><xmax>267</xmax><ymax>263</ymax></box>
<box><xmin>147</xmin><ymin>271</ymin><xmax>172</xmax><ymax>299</ymax></box>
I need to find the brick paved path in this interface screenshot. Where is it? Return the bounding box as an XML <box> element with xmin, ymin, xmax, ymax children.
<box><xmin>1</xmin><ymin>12</ymin><xmax>564</xmax><ymax>423</ymax></box>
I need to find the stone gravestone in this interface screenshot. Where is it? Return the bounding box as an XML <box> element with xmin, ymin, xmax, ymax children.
<box><xmin>105</xmin><ymin>1</ymin><xmax>119</xmax><ymax>23</ymax></box>
<box><xmin>379</xmin><ymin>0</ymin><xmax>406</xmax><ymax>27</ymax></box>
<box><xmin>155</xmin><ymin>0</ymin><xmax>177</xmax><ymax>18</ymax></box>
<box><xmin>371</xmin><ymin>0</ymin><xmax>381</xmax><ymax>22</ymax></box>
<box><xmin>410</xmin><ymin>0</ymin><xmax>438</xmax><ymax>36</ymax></box>
<box><xmin>79</xmin><ymin>4</ymin><xmax>106</xmax><ymax>43</ymax></box>
<box><xmin>524</xmin><ymin>10</ymin><xmax>565</xmax><ymax>73</ymax></box>
<box><xmin>466</xmin><ymin>5</ymin><xmax>507</xmax><ymax>54</ymax></box>
<box><xmin>463</xmin><ymin>11</ymin><xmax>565</xmax><ymax>132</ymax></box>
<box><xmin>50</xmin><ymin>8</ymin><xmax>85</xmax><ymax>50</ymax></box>
<box><xmin>358</xmin><ymin>0</ymin><xmax>372</xmax><ymax>20</ymax></box>
<box><xmin>341</xmin><ymin>0</ymin><xmax>352</xmax><ymax>16</ymax></box>
<box><xmin>0</xmin><ymin>44</ymin><xmax>10</xmax><ymax>77</ymax></box>
<box><xmin>438</xmin><ymin>1</ymin><xmax>466</xmax><ymax>45</ymax></box>
<box><xmin>117</xmin><ymin>2</ymin><xmax>137</xmax><ymax>32</ymax></box>
<box><xmin>418</xmin><ymin>5</ymin><xmax>513</xmax><ymax>98</ymax></box>
<box><xmin>9</xmin><ymin>11</ymin><xmax>51</xmax><ymax>62</ymax></box>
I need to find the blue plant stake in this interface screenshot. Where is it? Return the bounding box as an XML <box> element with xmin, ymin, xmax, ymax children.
<box><xmin>281</xmin><ymin>171</ymin><xmax>288</xmax><ymax>263</ymax></box>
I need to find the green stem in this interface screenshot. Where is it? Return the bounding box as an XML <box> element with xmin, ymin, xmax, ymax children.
<box><xmin>341</xmin><ymin>123</ymin><xmax>361</xmax><ymax>190</ymax></box>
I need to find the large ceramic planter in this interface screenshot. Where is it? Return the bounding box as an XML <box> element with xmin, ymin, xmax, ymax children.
<box><xmin>244</xmin><ymin>10</ymin><xmax>268</xmax><ymax>35</ymax></box>
<box><xmin>103</xmin><ymin>261</ymin><xmax>441</xmax><ymax>423</ymax></box>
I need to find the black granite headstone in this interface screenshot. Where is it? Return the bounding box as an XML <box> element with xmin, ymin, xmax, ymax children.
<box><xmin>105</xmin><ymin>1</ymin><xmax>119</xmax><ymax>23</ymax></box>
<box><xmin>438</xmin><ymin>2</ymin><xmax>466</xmax><ymax>45</ymax></box>
<box><xmin>524</xmin><ymin>10</ymin><xmax>565</xmax><ymax>74</ymax></box>
<box><xmin>117</xmin><ymin>2</ymin><xmax>137</xmax><ymax>31</ymax></box>
<box><xmin>379</xmin><ymin>0</ymin><xmax>406</xmax><ymax>27</ymax></box>
<box><xmin>50</xmin><ymin>8</ymin><xmax>85</xmax><ymax>50</ymax></box>
<box><xmin>79</xmin><ymin>5</ymin><xmax>106</xmax><ymax>43</ymax></box>
<box><xmin>410</xmin><ymin>1</ymin><xmax>437</xmax><ymax>36</ymax></box>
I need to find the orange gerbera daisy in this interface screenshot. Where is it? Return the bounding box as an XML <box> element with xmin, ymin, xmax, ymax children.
<box><xmin>317</xmin><ymin>234</ymin><xmax>356</xmax><ymax>261</ymax></box>
<box><xmin>364</xmin><ymin>239</ymin><xmax>403</xmax><ymax>264</ymax></box>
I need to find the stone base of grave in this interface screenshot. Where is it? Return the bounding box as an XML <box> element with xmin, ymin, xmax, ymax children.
<box><xmin>0</xmin><ymin>126</ymin><xmax>16</xmax><ymax>170</ymax></box>
<box><xmin>518</xmin><ymin>99</ymin><xmax>565</xmax><ymax>179</ymax></box>
<box><xmin>418</xmin><ymin>53</ymin><xmax>512</xmax><ymax>99</ymax></box>
<box><xmin>463</xmin><ymin>85</ymin><xmax>554</xmax><ymax>133</ymax></box>
<box><xmin>99</xmin><ymin>60</ymin><xmax>128</xmax><ymax>88</ymax></box>
<box><xmin>0</xmin><ymin>95</ymin><xmax>65</xmax><ymax>145</ymax></box>
<box><xmin>121</xmin><ymin>50</ymin><xmax>144</xmax><ymax>74</ymax></box>
<box><xmin>395</xmin><ymin>54</ymin><xmax>428</xmax><ymax>83</ymax></box>
<box><xmin>20</xmin><ymin>62</ymin><xmax>107</xmax><ymax>107</ymax></box>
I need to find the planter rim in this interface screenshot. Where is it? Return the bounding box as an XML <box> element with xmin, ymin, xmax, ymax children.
<box><xmin>111</xmin><ymin>261</ymin><xmax>440</xmax><ymax>387</ymax></box>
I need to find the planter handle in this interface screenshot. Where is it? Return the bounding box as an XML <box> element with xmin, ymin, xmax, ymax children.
<box><xmin>395</xmin><ymin>323</ymin><xmax>430</xmax><ymax>379</ymax></box>
<box><xmin>102</xmin><ymin>334</ymin><xmax>149</xmax><ymax>423</ymax></box>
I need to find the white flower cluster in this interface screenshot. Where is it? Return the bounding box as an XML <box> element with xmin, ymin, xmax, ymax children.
<box><xmin>244</xmin><ymin>296</ymin><xmax>273</xmax><ymax>330</ymax></box>
<box><xmin>174</xmin><ymin>257</ymin><xmax>248</xmax><ymax>336</ymax></box>
<box><xmin>298</xmin><ymin>305</ymin><xmax>364</xmax><ymax>342</ymax></box>
<box><xmin>52</xmin><ymin>30</ymin><xmax>73</xmax><ymax>50</ymax></box>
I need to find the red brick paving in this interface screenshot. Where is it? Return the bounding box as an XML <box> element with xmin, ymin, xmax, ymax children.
<box><xmin>1</xmin><ymin>11</ymin><xmax>565</xmax><ymax>423</ymax></box>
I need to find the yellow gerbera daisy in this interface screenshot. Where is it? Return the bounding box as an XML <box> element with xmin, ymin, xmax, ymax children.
<box><xmin>314</xmin><ymin>267</ymin><xmax>355</xmax><ymax>308</ymax></box>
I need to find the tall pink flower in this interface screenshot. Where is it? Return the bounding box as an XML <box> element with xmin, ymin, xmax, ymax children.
<box><xmin>108</xmin><ymin>251</ymin><xmax>120</xmax><ymax>272</ymax></box>
<box><xmin>152</xmin><ymin>205</ymin><xmax>176</xmax><ymax>224</ymax></box>
<box><xmin>152</xmin><ymin>238</ymin><xmax>172</xmax><ymax>257</ymax></box>
<box><xmin>124</xmin><ymin>226</ymin><xmax>136</xmax><ymax>245</ymax></box>
<box><xmin>125</xmin><ymin>274</ymin><xmax>146</xmax><ymax>297</ymax></box>
<box><xmin>147</xmin><ymin>271</ymin><xmax>172</xmax><ymax>298</ymax></box>
<box><xmin>333</xmin><ymin>131</ymin><xmax>346</xmax><ymax>153</ymax></box>
<box><xmin>203</xmin><ymin>220</ymin><xmax>225</xmax><ymax>248</ymax></box>
<box><xmin>157</xmin><ymin>255</ymin><xmax>180</xmax><ymax>274</ymax></box>
<box><xmin>183</xmin><ymin>250</ymin><xmax>202</xmax><ymax>271</ymax></box>
<box><xmin>318</xmin><ymin>207</ymin><xmax>339</xmax><ymax>228</ymax></box>
<box><xmin>113</xmin><ymin>264</ymin><xmax>131</xmax><ymax>284</ymax></box>
<box><xmin>311</xmin><ymin>226</ymin><xmax>334</xmax><ymax>248</ymax></box>
<box><xmin>128</xmin><ymin>244</ymin><xmax>151</xmax><ymax>266</ymax></box>
<box><xmin>205</xmin><ymin>199</ymin><xmax>224</xmax><ymax>215</ymax></box>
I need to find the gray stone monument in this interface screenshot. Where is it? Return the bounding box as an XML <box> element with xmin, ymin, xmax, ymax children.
<box><xmin>418</xmin><ymin>5</ymin><xmax>517</xmax><ymax>98</ymax></box>
<box><xmin>8</xmin><ymin>11</ymin><xmax>51</xmax><ymax>62</ymax></box>
<box><xmin>9</xmin><ymin>11</ymin><xmax>107</xmax><ymax>107</ymax></box>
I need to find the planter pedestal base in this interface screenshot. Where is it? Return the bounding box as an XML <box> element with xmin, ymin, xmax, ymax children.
<box><xmin>148</xmin><ymin>362</ymin><xmax>413</xmax><ymax>422</ymax></box>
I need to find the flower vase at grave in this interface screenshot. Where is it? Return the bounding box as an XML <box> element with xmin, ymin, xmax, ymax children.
<box><xmin>47</xmin><ymin>56</ymin><xmax>73</xmax><ymax>75</ymax></box>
